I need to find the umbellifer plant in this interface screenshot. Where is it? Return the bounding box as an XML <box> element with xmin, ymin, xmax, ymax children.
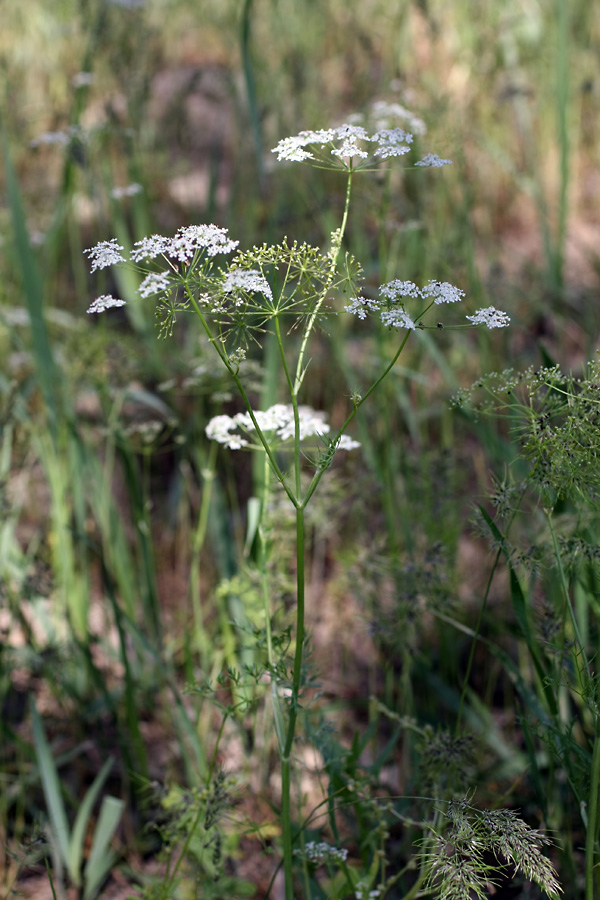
<box><xmin>82</xmin><ymin>115</ymin><xmax>556</xmax><ymax>899</ymax></box>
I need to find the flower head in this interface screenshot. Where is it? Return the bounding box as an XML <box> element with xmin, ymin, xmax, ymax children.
<box><xmin>84</xmin><ymin>239</ymin><xmax>126</xmax><ymax>272</ymax></box>
<box><xmin>222</xmin><ymin>269</ymin><xmax>273</xmax><ymax>303</ymax></box>
<box><xmin>206</xmin><ymin>405</ymin><xmax>360</xmax><ymax>452</ymax></box>
<box><xmin>87</xmin><ymin>295</ymin><xmax>126</xmax><ymax>314</ymax></box>
<box><xmin>381</xmin><ymin>309</ymin><xmax>416</xmax><ymax>330</ymax></box>
<box><xmin>272</xmin><ymin>123</ymin><xmax>413</xmax><ymax>168</ymax></box>
<box><xmin>129</xmin><ymin>225</ymin><xmax>238</xmax><ymax>264</ymax></box>
<box><xmin>421</xmin><ymin>280</ymin><xmax>465</xmax><ymax>304</ymax></box>
<box><xmin>466</xmin><ymin>307</ymin><xmax>510</xmax><ymax>329</ymax></box>
<box><xmin>415</xmin><ymin>153</ymin><xmax>452</xmax><ymax>168</ymax></box>
<box><xmin>138</xmin><ymin>272</ymin><xmax>171</xmax><ymax>299</ymax></box>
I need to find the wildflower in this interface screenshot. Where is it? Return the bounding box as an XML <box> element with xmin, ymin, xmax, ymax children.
<box><xmin>111</xmin><ymin>182</ymin><xmax>143</xmax><ymax>199</ymax></box>
<box><xmin>381</xmin><ymin>309</ymin><xmax>416</xmax><ymax>330</ymax></box>
<box><xmin>205</xmin><ymin>415</ymin><xmax>248</xmax><ymax>449</ymax></box>
<box><xmin>370</xmin><ymin>100</ymin><xmax>426</xmax><ymax>135</ymax></box>
<box><xmin>379</xmin><ymin>280</ymin><xmax>421</xmax><ymax>301</ymax></box>
<box><xmin>466</xmin><ymin>307</ymin><xmax>510</xmax><ymax>329</ymax></box>
<box><xmin>371</xmin><ymin>128</ymin><xmax>413</xmax><ymax>159</ymax></box>
<box><xmin>415</xmin><ymin>153</ymin><xmax>452</xmax><ymax>167</ymax></box>
<box><xmin>272</xmin><ymin>123</ymin><xmax>413</xmax><ymax>167</ymax></box>
<box><xmin>205</xmin><ymin>405</ymin><xmax>360</xmax><ymax>452</ymax></box>
<box><xmin>222</xmin><ymin>269</ymin><xmax>273</xmax><ymax>303</ymax></box>
<box><xmin>421</xmin><ymin>280</ymin><xmax>465</xmax><ymax>304</ymax></box>
<box><xmin>138</xmin><ymin>272</ymin><xmax>171</xmax><ymax>299</ymax></box>
<box><xmin>168</xmin><ymin>224</ymin><xmax>238</xmax><ymax>262</ymax></box>
<box><xmin>293</xmin><ymin>841</ymin><xmax>349</xmax><ymax>864</ymax></box>
<box><xmin>344</xmin><ymin>296</ymin><xmax>382</xmax><ymax>319</ymax></box>
<box><xmin>86</xmin><ymin>295</ymin><xmax>126</xmax><ymax>314</ymax></box>
<box><xmin>130</xmin><ymin>225</ymin><xmax>238</xmax><ymax>264</ymax></box>
<box><xmin>272</xmin><ymin>129</ymin><xmax>337</xmax><ymax>162</ymax></box>
<box><xmin>130</xmin><ymin>234</ymin><xmax>172</xmax><ymax>262</ymax></box>
<box><xmin>84</xmin><ymin>239</ymin><xmax>126</xmax><ymax>272</ymax></box>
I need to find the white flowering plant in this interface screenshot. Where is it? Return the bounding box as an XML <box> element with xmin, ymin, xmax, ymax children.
<box><xmin>83</xmin><ymin>117</ymin><xmax>512</xmax><ymax>900</ymax></box>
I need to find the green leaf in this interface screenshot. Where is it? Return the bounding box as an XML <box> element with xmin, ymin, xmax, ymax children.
<box><xmin>30</xmin><ymin>699</ymin><xmax>72</xmax><ymax>880</ymax></box>
<box><xmin>83</xmin><ymin>795</ymin><xmax>124</xmax><ymax>900</ymax></box>
<box><xmin>70</xmin><ymin>756</ymin><xmax>115</xmax><ymax>889</ymax></box>
<box><xmin>1</xmin><ymin>125</ymin><xmax>60</xmax><ymax>434</ymax></box>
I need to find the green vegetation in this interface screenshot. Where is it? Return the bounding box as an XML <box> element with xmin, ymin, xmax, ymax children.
<box><xmin>1</xmin><ymin>1</ymin><xmax>599</xmax><ymax>898</ymax></box>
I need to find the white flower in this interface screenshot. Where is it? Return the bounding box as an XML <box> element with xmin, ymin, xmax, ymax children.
<box><xmin>421</xmin><ymin>280</ymin><xmax>465</xmax><ymax>304</ymax></box>
<box><xmin>336</xmin><ymin>435</ymin><xmax>362</xmax><ymax>451</ymax></box>
<box><xmin>84</xmin><ymin>239</ymin><xmax>126</xmax><ymax>272</ymax></box>
<box><xmin>138</xmin><ymin>272</ymin><xmax>171</xmax><ymax>298</ymax></box>
<box><xmin>331</xmin><ymin>124</ymin><xmax>371</xmax><ymax>160</ymax></box>
<box><xmin>370</xmin><ymin>100</ymin><xmax>427</xmax><ymax>135</ymax></box>
<box><xmin>466</xmin><ymin>306</ymin><xmax>511</xmax><ymax>328</ymax></box>
<box><xmin>222</xmin><ymin>269</ymin><xmax>273</xmax><ymax>303</ymax></box>
<box><xmin>130</xmin><ymin>234</ymin><xmax>171</xmax><ymax>262</ymax></box>
<box><xmin>380</xmin><ymin>308</ymin><xmax>416</xmax><ymax>330</ymax></box>
<box><xmin>371</xmin><ymin>128</ymin><xmax>412</xmax><ymax>159</ymax></box>
<box><xmin>206</xmin><ymin>405</ymin><xmax>360</xmax><ymax>452</ymax></box>
<box><xmin>86</xmin><ymin>295</ymin><xmax>126</xmax><ymax>314</ymax></box>
<box><xmin>379</xmin><ymin>280</ymin><xmax>421</xmax><ymax>301</ymax></box>
<box><xmin>344</xmin><ymin>296</ymin><xmax>382</xmax><ymax>319</ymax></box>
<box><xmin>168</xmin><ymin>224</ymin><xmax>238</xmax><ymax>262</ymax></box>
<box><xmin>205</xmin><ymin>415</ymin><xmax>249</xmax><ymax>449</ymax></box>
<box><xmin>415</xmin><ymin>153</ymin><xmax>452</xmax><ymax>167</ymax></box>
<box><xmin>111</xmin><ymin>182</ymin><xmax>143</xmax><ymax>199</ymax></box>
<box><xmin>130</xmin><ymin>225</ymin><xmax>238</xmax><ymax>264</ymax></box>
<box><xmin>294</xmin><ymin>841</ymin><xmax>349</xmax><ymax>864</ymax></box>
<box><xmin>272</xmin><ymin>129</ymin><xmax>336</xmax><ymax>161</ymax></box>
<box><xmin>273</xmin><ymin>123</ymin><xmax>413</xmax><ymax>165</ymax></box>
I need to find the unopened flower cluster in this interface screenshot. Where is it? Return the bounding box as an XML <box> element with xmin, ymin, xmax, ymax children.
<box><xmin>206</xmin><ymin>405</ymin><xmax>360</xmax><ymax>452</ymax></box>
<box><xmin>345</xmin><ymin>279</ymin><xmax>509</xmax><ymax>331</ymax></box>
<box><xmin>293</xmin><ymin>841</ymin><xmax>348</xmax><ymax>865</ymax></box>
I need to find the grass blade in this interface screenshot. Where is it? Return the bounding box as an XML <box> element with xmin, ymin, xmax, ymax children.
<box><xmin>70</xmin><ymin>756</ymin><xmax>115</xmax><ymax>889</ymax></box>
<box><xmin>83</xmin><ymin>795</ymin><xmax>124</xmax><ymax>900</ymax></box>
<box><xmin>30</xmin><ymin>699</ymin><xmax>72</xmax><ymax>881</ymax></box>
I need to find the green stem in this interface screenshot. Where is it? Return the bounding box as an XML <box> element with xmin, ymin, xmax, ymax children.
<box><xmin>545</xmin><ymin>510</ymin><xmax>591</xmax><ymax>682</ymax></box>
<box><xmin>305</xmin><ymin>329</ymin><xmax>412</xmax><ymax>507</ymax></box>
<box><xmin>586</xmin><ymin>716</ymin><xmax>600</xmax><ymax>900</ymax></box>
<box><xmin>187</xmin><ymin>289</ymin><xmax>298</xmax><ymax>507</ymax></box>
<box><xmin>280</xmin><ymin>505</ymin><xmax>306</xmax><ymax>900</ymax></box>
<box><xmin>293</xmin><ymin>170</ymin><xmax>353</xmax><ymax>394</ymax></box>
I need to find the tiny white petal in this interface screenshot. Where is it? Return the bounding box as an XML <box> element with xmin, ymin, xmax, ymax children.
<box><xmin>380</xmin><ymin>309</ymin><xmax>416</xmax><ymax>330</ymax></box>
<box><xmin>83</xmin><ymin>238</ymin><xmax>126</xmax><ymax>272</ymax></box>
<box><xmin>87</xmin><ymin>295</ymin><xmax>126</xmax><ymax>314</ymax></box>
<box><xmin>344</xmin><ymin>296</ymin><xmax>382</xmax><ymax>319</ymax></box>
<box><xmin>466</xmin><ymin>306</ymin><xmax>511</xmax><ymax>328</ymax></box>
<box><xmin>138</xmin><ymin>272</ymin><xmax>171</xmax><ymax>298</ymax></box>
<box><xmin>380</xmin><ymin>280</ymin><xmax>421</xmax><ymax>301</ymax></box>
<box><xmin>415</xmin><ymin>153</ymin><xmax>452</xmax><ymax>168</ymax></box>
<box><xmin>421</xmin><ymin>280</ymin><xmax>465</xmax><ymax>304</ymax></box>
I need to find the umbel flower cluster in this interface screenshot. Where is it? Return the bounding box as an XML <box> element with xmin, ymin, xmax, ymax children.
<box><xmin>346</xmin><ymin>280</ymin><xmax>509</xmax><ymax>331</ymax></box>
<box><xmin>271</xmin><ymin>122</ymin><xmax>451</xmax><ymax>170</ymax></box>
<box><xmin>205</xmin><ymin>404</ymin><xmax>360</xmax><ymax>452</ymax></box>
